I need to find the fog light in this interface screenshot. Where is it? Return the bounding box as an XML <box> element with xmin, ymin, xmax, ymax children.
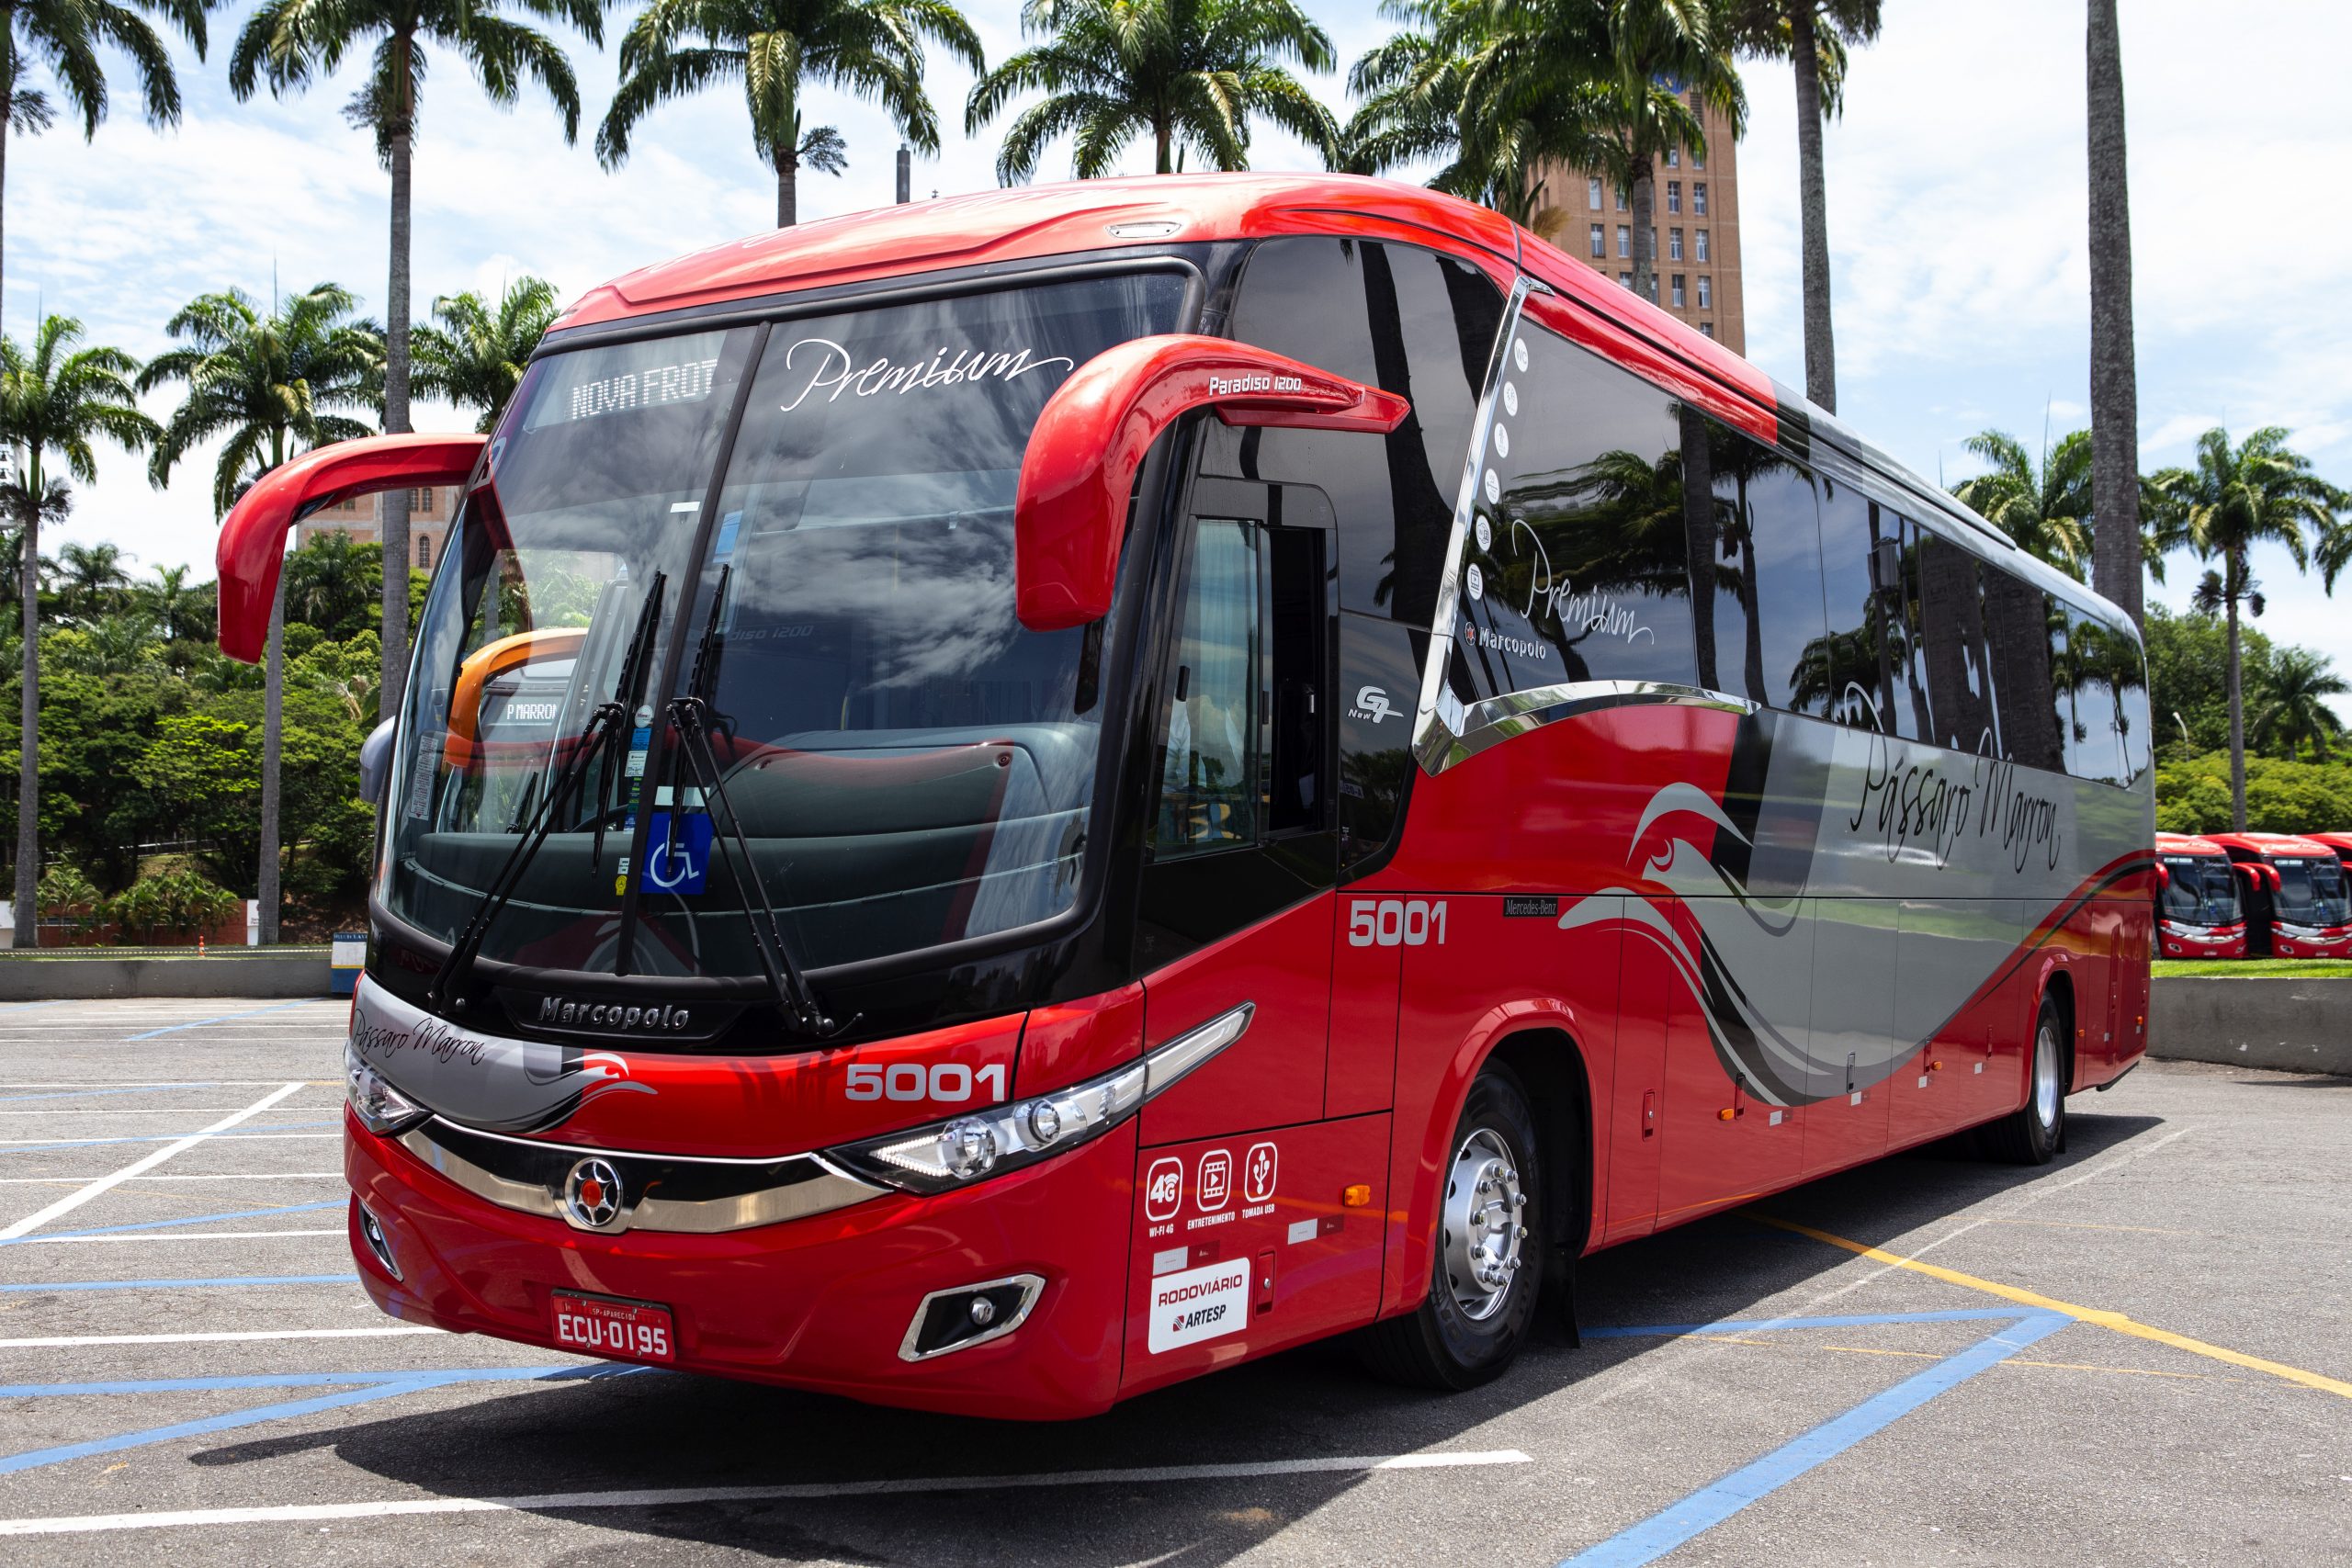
<box><xmin>356</xmin><ymin>1199</ymin><xmax>401</xmax><ymax>1281</ymax></box>
<box><xmin>898</xmin><ymin>1274</ymin><xmax>1045</xmax><ymax>1361</ymax></box>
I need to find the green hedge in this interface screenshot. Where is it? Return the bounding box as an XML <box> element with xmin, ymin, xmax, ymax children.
<box><xmin>2155</xmin><ymin>751</ymin><xmax>2352</xmax><ymax>835</ymax></box>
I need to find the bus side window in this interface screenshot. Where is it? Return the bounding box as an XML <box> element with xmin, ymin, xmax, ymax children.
<box><xmin>1682</xmin><ymin>415</ymin><xmax>1823</xmax><ymax>712</ymax></box>
<box><xmin>2117</xmin><ymin>629</ymin><xmax>2153</xmax><ymax>784</ymax></box>
<box><xmin>1918</xmin><ymin>527</ymin><xmax>2000</xmax><ymax>752</ymax></box>
<box><xmin>1984</xmin><ymin>567</ymin><xmax>2063</xmax><ymax>771</ymax></box>
<box><xmin>1216</xmin><ymin>235</ymin><xmax>1503</xmax><ymax>628</ymax></box>
<box><xmin>1155</xmin><ymin>519</ymin><xmax>1270</xmax><ymax>856</ymax></box>
<box><xmin>1448</xmin><ymin>316</ymin><xmax>1698</xmax><ymax>706</ymax></box>
<box><xmin>2063</xmin><ymin>601</ymin><xmax>2128</xmax><ymax>784</ymax></box>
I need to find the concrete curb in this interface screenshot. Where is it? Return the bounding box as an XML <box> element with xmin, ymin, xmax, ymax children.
<box><xmin>0</xmin><ymin>954</ymin><xmax>331</xmax><ymax>1000</ymax></box>
<box><xmin>2148</xmin><ymin>976</ymin><xmax>2352</xmax><ymax>1076</ymax></box>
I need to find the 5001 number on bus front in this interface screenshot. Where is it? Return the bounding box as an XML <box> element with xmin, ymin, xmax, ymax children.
<box><xmin>1346</xmin><ymin>898</ymin><xmax>1449</xmax><ymax>948</ymax></box>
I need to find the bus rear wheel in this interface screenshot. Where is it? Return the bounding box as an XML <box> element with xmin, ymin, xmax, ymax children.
<box><xmin>1982</xmin><ymin>995</ymin><xmax>2067</xmax><ymax>1165</ymax></box>
<box><xmin>1359</xmin><ymin>1065</ymin><xmax>1543</xmax><ymax>1392</ymax></box>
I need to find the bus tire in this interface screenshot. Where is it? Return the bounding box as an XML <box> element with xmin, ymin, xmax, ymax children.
<box><xmin>1359</xmin><ymin>1065</ymin><xmax>1543</xmax><ymax>1392</ymax></box>
<box><xmin>1983</xmin><ymin>995</ymin><xmax>2067</xmax><ymax>1165</ymax></box>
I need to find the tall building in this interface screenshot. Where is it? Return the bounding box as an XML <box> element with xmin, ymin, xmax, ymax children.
<box><xmin>294</xmin><ymin>486</ymin><xmax>458</xmax><ymax>571</ymax></box>
<box><xmin>1533</xmin><ymin>88</ymin><xmax>1746</xmax><ymax>354</ymax></box>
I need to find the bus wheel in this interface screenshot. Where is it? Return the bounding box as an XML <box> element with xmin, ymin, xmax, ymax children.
<box><xmin>1359</xmin><ymin>1065</ymin><xmax>1543</xmax><ymax>1392</ymax></box>
<box><xmin>1983</xmin><ymin>996</ymin><xmax>2067</xmax><ymax>1166</ymax></box>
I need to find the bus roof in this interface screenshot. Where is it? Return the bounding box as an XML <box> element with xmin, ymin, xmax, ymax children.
<box><xmin>2210</xmin><ymin>831</ymin><xmax>2337</xmax><ymax>857</ymax></box>
<box><xmin>544</xmin><ymin>171</ymin><xmax>2132</xmax><ymax>636</ymax></box>
<box><xmin>2154</xmin><ymin>832</ymin><xmax>2227</xmax><ymax>856</ymax></box>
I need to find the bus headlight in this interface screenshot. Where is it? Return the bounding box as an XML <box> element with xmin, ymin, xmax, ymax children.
<box><xmin>345</xmin><ymin>1043</ymin><xmax>430</xmax><ymax>1136</ymax></box>
<box><xmin>824</xmin><ymin>1001</ymin><xmax>1253</xmax><ymax>1197</ymax></box>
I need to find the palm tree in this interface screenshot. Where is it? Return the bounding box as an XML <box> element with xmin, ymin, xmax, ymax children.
<box><xmin>0</xmin><ymin>316</ymin><xmax>154</xmax><ymax>947</ymax></box>
<box><xmin>55</xmin><ymin>540</ymin><xmax>132</xmax><ymax>621</ymax></box>
<box><xmin>598</xmin><ymin>0</ymin><xmax>981</xmax><ymax>229</ymax></box>
<box><xmin>411</xmin><ymin>276</ymin><xmax>560</xmax><ymax>433</ymax></box>
<box><xmin>1727</xmin><ymin>1</ymin><xmax>1879</xmax><ymax>413</ymax></box>
<box><xmin>1951</xmin><ymin>427</ymin><xmax>2094</xmax><ymax>579</ymax></box>
<box><xmin>140</xmin><ymin>562</ymin><xmax>209</xmax><ymax>646</ymax></box>
<box><xmin>967</xmin><ymin>0</ymin><xmax>1334</xmax><ymax>182</ymax></box>
<box><xmin>282</xmin><ymin>531</ymin><xmax>384</xmax><ymax>641</ymax></box>
<box><xmin>2250</xmin><ymin>647</ymin><xmax>2347</xmax><ymax>762</ymax></box>
<box><xmin>140</xmin><ymin>283</ymin><xmax>380</xmax><ymax>944</ymax></box>
<box><xmin>1598</xmin><ymin>1</ymin><xmax>1744</xmax><ymax>305</ymax></box>
<box><xmin>2086</xmin><ymin>0</ymin><xmax>2141</xmax><ymax>628</ymax></box>
<box><xmin>231</xmin><ymin>0</ymin><xmax>601</xmax><ymax>722</ymax></box>
<box><xmin>0</xmin><ymin>0</ymin><xmax>208</xmax><ymax>323</ymax></box>
<box><xmin>2148</xmin><ymin>426</ymin><xmax>2349</xmax><ymax>829</ymax></box>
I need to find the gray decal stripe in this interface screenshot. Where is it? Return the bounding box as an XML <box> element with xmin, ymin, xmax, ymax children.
<box><xmin>1923</xmin><ymin>859</ymin><xmax>2154</xmax><ymax>1043</ymax></box>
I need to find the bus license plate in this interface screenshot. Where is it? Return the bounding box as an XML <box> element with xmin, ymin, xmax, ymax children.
<box><xmin>550</xmin><ymin>1290</ymin><xmax>674</xmax><ymax>1363</ymax></box>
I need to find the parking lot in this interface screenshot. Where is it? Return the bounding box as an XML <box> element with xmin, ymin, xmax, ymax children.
<box><xmin>0</xmin><ymin>997</ymin><xmax>2344</xmax><ymax>1565</ymax></box>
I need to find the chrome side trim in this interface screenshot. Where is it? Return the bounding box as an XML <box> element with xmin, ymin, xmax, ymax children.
<box><xmin>1142</xmin><ymin>1002</ymin><xmax>1254</xmax><ymax>1100</ymax></box>
<box><xmin>396</xmin><ymin>1119</ymin><xmax>885</xmax><ymax>1235</ymax></box>
<box><xmin>896</xmin><ymin>1273</ymin><xmax>1047</xmax><ymax>1362</ymax></box>
<box><xmin>1412</xmin><ymin>274</ymin><xmax>1536</xmax><ymax>778</ymax></box>
<box><xmin>1430</xmin><ymin>681</ymin><xmax>1759</xmax><ymax>772</ymax></box>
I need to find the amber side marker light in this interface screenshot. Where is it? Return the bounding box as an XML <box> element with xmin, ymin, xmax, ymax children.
<box><xmin>1341</xmin><ymin>1184</ymin><xmax>1373</xmax><ymax>1209</ymax></box>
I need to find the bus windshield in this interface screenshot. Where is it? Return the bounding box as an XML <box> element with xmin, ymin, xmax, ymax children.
<box><xmin>385</xmin><ymin>270</ymin><xmax>1189</xmax><ymax>981</ymax></box>
<box><xmin>2268</xmin><ymin>856</ymin><xmax>2351</xmax><ymax>928</ymax></box>
<box><xmin>2159</xmin><ymin>856</ymin><xmax>2241</xmax><ymax>927</ymax></box>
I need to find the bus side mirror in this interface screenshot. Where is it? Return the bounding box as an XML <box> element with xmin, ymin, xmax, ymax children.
<box><xmin>359</xmin><ymin>718</ymin><xmax>397</xmax><ymax>807</ymax></box>
<box><xmin>216</xmin><ymin>433</ymin><xmax>489</xmax><ymax>662</ymax></box>
<box><xmin>2154</xmin><ymin>863</ymin><xmax>2169</xmax><ymax>891</ymax></box>
<box><xmin>1012</xmin><ymin>333</ymin><xmax>1408</xmax><ymax>631</ymax></box>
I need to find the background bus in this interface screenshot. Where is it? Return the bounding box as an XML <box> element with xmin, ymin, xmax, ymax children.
<box><xmin>220</xmin><ymin>174</ymin><xmax>2155</xmax><ymax>1416</ymax></box>
<box><xmin>2209</xmin><ymin>833</ymin><xmax>2352</xmax><ymax>957</ymax></box>
<box><xmin>2154</xmin><ymin>831</ymin><xmax>2246</xmax><ymax>958</ymax></box>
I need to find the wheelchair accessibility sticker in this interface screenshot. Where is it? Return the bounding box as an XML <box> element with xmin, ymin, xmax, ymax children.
<box><xmin>646</xmin><ymin>812</ymin><xmax>715</xmax><ymax>895</ymax></box>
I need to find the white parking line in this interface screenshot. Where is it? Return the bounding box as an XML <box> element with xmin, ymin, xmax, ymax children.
<box><xmin>0</xmin><ymin>1085</ymin><xmax>303</xmax><ymax>1240</ymax></box>
<box><xmin>0</xmin><ymin>1229</ymin><xmax>345</xmax><ymax>1245</ymax></box>
<box><xmin>0</xmin><ymin>1133</ymin><xmax>336</xmax><ymax>1146</ymax></box>
<box><xmin>0</xmin><ymin>1173</ymin><xmax>344</xmax><ymax>1185</ymax></box>
<box><xmin>0</xmin><ymin>1450</ymin><xmax>1535</xmax><ymax>1537</ymax></box>
<box><xmin>0</xmin><ymin>1327</ymin><xmax>442</xmax><ymax>1349</ymax></box>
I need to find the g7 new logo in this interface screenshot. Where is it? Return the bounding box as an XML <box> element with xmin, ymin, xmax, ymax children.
<box><xmin>1347</xmin><ymin>898</ymin><xmax>1449</xmax><ymax>947</ymax></box>
<box><xmin>1351</xmin><ymin>684</ymin><xmax>1398</xmax><ymax>724</ymax></box>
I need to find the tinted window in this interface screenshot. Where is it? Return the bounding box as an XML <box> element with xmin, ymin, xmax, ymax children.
<box><xmin>2271</xmin><ymin>857</ymin><xmax>2351</xmax><ymax>926</ymax></box>
<box><xmin>1918</xmin><ymin>529</ymin><xmax>1999</xmax><ymax>752</ymax></box>
<box><xmin>1984</xmin><ymin>568</ymin><xmax>2063</xmax><ymax>772</ymax></box>
<box><xmin>1219</xmin><ymin>237</ymin><xmax>1504</xmax><ymax>627</ymax></box>
<box><xmin>1683</xmin><ymin>418</ymin><xmax>1825</xmax><ymax>710</ymax></box>
<box><xmin>2061</xmin><ymin>602</ymin><xmax>2128</xmax><ymax>784</ymax></box>
<box><xmin>2117</xmin><ymin>630</ymin><xmax>2153</xmax><ymax>783</ymax></box>
<box><xmin>1815</xmin><ymin>479</ymin><xmax>1923</xmax><ymax>736</ymax></box>
<box><xmin>1156</xmin><ymin>520</ymin><xmax>1268</xmax><ymax>855</ymax></box>
<box><xmin>2160</xmin><ymin>856</ymin><xmax>2240</xmax><ymax>925</ymax></box>
<box><xmin>1447</xmin><ymin>321</ymin><xmax>1696</xmax><ymax>705</ymax></box>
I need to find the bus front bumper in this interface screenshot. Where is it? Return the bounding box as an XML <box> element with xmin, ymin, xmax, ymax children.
<box><xmin>342</xmin><ymin>1108</ymin><xmax>1135</xmax><ymax>1419</ymax></box>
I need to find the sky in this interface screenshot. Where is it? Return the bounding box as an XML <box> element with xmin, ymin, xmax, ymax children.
<box><xmin>9</xmin><ymin>0</ymin><xmax>2351</xmax><ymax>711</ymax></box>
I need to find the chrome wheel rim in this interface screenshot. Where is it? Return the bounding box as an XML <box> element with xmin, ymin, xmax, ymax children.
<box><xmin>1441</xmin><ymin>1127</ymin><xmax>1526</xmax><ymax>1322</ymax></box>
<box><xmin>2034</xmin><ymin>1021</ymin><xmax>2063</xmax><ymax>1128</ymax></box>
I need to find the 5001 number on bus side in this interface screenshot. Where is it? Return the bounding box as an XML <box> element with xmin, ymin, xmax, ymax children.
<box><xmin>843</xmin><ymin>1062</ymin><xmax>1008</xmax><ymax>1103</ymax></box>
<box><xmin>1346</xmin><ymin>898</ymin><xmax>1449</xmax><ymax>948</ymax></box>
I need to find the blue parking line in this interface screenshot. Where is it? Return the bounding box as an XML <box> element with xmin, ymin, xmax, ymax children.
<box><xmin>125</xmin><ymin>999</ymin><xmax>317</xmax><ymax>1040</ymax></box>
<box><xmin>0</xmin><ymin>1083</ymin><xmax>215</xmax><ymax>1104</ymax></box>
<box><xmin>0</xmin><ymin>1200</ymin><xmax>345</xmax><ymax>1247</ymax></box>
<box><xmin>0</xmin><ymin>1000</ymin><xmax>70</xmax><ymax>1013</ymax></box>
<box><xmin>1584</xmin><ymin>1308</ymin><xmax>2030</xmax><ymax>1339</ymax></box>
<box><xmin>0</xmin><ymin>1274</ymin><xmax>359</xmax><ymax>1292</ymax></box>
<box><xmin>0</xmin><ymin>1365</ymin><xmax>650</xmax><ymax>1476</ymax></box>
<box><xmin>1558</xmin><ymin>1310</ymin><xmax>2075</xmax><ymax>1568</ymax></box>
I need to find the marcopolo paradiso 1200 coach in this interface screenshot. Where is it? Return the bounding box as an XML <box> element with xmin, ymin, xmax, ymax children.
<box><xmin>216</xmin><ymin>174</ymin><xmax>2155</xmax><ymax>1418</ymax></box>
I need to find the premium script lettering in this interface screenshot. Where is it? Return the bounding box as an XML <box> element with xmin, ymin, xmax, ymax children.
<box><xmin>351</xmin><ymin>1011</ymin><xmax>495</xmax><ymax>1070</ymax></box>
<box><xmin>1506</xmin><ymin>518</ymin><xmax>1653</xmax><ymax>647</ymax></box>
<box><xmin>777</xmin><ymin>337</ymin><xmax>1076</xmax><ymax>412</ymax></box>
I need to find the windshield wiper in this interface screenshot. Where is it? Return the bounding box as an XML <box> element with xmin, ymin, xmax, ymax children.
<box><xmin>662</xmin><ymin>565</ymin><xmax>849</xmax><ymax>1038</ymax></box>
<box><xmin>431</xmin><ymin>571</ymin><xmax>668</xmax><ymax>1011</ymax></box>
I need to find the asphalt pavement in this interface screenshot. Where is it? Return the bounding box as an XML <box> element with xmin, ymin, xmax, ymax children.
<box><xmin>0</xmin><ymin>996</ymin><xmax>2345</xmax><ymax>1565</ymax></box>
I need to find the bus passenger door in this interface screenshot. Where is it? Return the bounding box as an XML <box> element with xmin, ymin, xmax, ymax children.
<box><xmin>1652</xmin><ymin>893</ymin><xmax>1804</xmax><ymax>1226</ymax></box>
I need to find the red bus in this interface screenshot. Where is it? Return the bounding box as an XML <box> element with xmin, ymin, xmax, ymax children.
<box><xmin>2153</xmin><ymin>831</ymin><xmax>2247</xmax><ymax>958</ymax></box>
<box><xmin>2208</xmin><ymin>832</ymin><xmax>2352</xmax><ymax>957</ymax></box>
<box><xmin>218</xmin><ymin>175</ymin><xmax>2154</xmax><ymax>1417</ymax></box>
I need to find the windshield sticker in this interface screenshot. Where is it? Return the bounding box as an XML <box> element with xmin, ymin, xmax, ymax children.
<box><xmin>775</xmin><ymin>336</ymin><xmax>1078</xmax><ymax>412</ymax></box>
<box><xmin>645</xmin><ymin>812</ymin><xmax>713</xmax><ymax>895</ymax></box>
<box><xmin>564</xmin><ymin>357</ymin><xmax>721</xmax><ymax>423</ymax></box>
